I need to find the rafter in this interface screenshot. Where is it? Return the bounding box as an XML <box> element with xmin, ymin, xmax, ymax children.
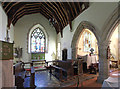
<box><xmin>53</xmin><ymin>2</ymin><xmax>67</xmax><ymax>27</ymax></box>
<box><xmin>67</xmin><ymin>2</ymin><xmax>74</xmax><ymax>18</ymax></box>
<box><xmin>77</xmin><ymin>2</ymin><xmax>82</xmax><ymax>13</ymax></box>
<box><xmin>44</xmin><ymin>2</ymin><xmax>64</xmax><ymax>29</ymax></box>
<box><xmin>1</xmin><ymin>2</ymin><xmax>89</xmax><ymax>37</ymax></box>
<box><xmin>6</xmin><ymin>2</ymin><xmax>20</xmax><ymax>14</ymax></box>
<box><xmin>62</xmin><ymin>2</ymin><xmax>72</xmax><ymax>30</ymax></box>
<box><xmin>58</xmin><ymin>2</ymin><xmax>68</xmax><ymax>25</ymax></box>
<box><xmin>71</xmin><ymin>2</ymin><xmax>78</xmax><ymax>16</ymax></box>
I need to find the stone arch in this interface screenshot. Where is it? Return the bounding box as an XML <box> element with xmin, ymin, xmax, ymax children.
<box><xmin>101</xmin><ymin>6</ymin><xmax>119</xmax><ymax>43</ymax></box>
<box><xmin>97</xmin><ymin>6</ymin><xmax>120</xmax><ymax>83</ymax></box>
<box><xmin>71</xmin><ymin>21</ymin><xmax>100</xmax><ymax>59</ymax></box>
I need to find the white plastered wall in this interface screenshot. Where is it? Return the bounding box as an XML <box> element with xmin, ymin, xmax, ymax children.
<box><xmin>9</xmin><ymin>24</ymin><xmax>14</xmax><ymax>43</ymax></box>
<box><xmin>0</xmin><ymin>3</ymin><xmax>7</xmax><ymax>41</ymax></box>
<box><xmin>14</xmin><ymin>13</ymin><xmax>57</xmax><ymax>62</ymax></box>
<box><xmin>110</xmin><ymin>24</ymin><xmax>119</xmax><ymax>61</ymax></box>
<box><xmin>0</xmin><ymin>3</ymin><xmax>7</xmax><ymax>88</ymax></box>
<box><xmin>0</xmin><ymin>3</ymin><xmax>15</xmax><ymax>88</ymax></box>
<box><xmin>57</xmin><ymin>2</ymin><xmax>118</xmax><ymax>60</ymax></box>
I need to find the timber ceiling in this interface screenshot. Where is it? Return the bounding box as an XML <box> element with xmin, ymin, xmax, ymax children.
<box><xmin>1</xmin><ymin>2</ymin><xmax>89</xmax><ymax>37</ymax></box>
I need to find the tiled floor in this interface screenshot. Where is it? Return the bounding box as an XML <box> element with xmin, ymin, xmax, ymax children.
<box><xmin>24</xmin><ymin>70</ymin><xmax>100</xmax><ymax>88</ymax></box>
<box><xmin>24</xmin><ymin>70</ymin><xmax>60</xmax><ymax>88</ymax></box>
<box><xmin>23</xmin><ymin>69</ymin><xmax>120</xmax><ymax>88</ymax></box>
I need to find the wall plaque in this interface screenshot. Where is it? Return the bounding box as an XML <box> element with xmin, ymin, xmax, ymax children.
<box><xmin>0</xmin><ymin>41</ymin><xmax>13</xmax><ymax>60</ymax></box>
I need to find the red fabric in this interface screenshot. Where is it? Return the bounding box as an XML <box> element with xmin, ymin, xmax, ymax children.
<box><xmin>25</xmin><ymin>66</ymin><xmax>43</xmax><ymax>71</ymax></box>
<box><xmin>26</xmin><ymin>69</ymin><xmax>31</xmax><ymax>71</ymax></box>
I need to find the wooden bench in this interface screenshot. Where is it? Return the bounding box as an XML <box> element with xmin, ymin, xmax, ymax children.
<box><xmin>14</xmin><ymin>62</ymin><xmax>26</xmax><ymax>87</ymax></box>
<box><xmin>50</xmin><ymin>60</ymin><xmax>74</xmax><ymax>81</ymax></box>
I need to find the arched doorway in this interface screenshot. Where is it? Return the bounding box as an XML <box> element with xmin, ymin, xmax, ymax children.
<box><xmin>71</xmin><ymin>21</ymin><xmax>100</xmax><ymax>60</ymax></box>
<box><xmin>71</xmin><ymin>21</ymin><xmax>99</xmax><ymax>74</ymax></box>
<box><xmin>77</xmin><ymin>29</ymin><xmax>98</xmax><ymax>56</ymax></box>
<box><xmin>109</xmin><ymin>24</ymin><xmax>119</xmax><ymax>71</ymax></box>
<box><xmin>96</xmin><ymin>6</ymin><xmax>120</xmax><ymax>83</ymax></box>
<box><xmin>109</xmin><ymin>23</ymin><xmax>120</xmax><ymax>73</ymax></box>
<box><xmin>77</xmin><ymin>28</ymin><xmax>99</xmax><ymax>74</ymax></box>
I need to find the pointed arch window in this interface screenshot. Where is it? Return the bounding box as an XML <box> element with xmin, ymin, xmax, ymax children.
<box><xmin>83</xmin><ymin>31</ymin><xmax>91</xmax><ymax>52</ymax></box>
<box><xmin>31</xmin><ymin>27</ymin><xmax>45</xmax><ymax>53</ymax></box>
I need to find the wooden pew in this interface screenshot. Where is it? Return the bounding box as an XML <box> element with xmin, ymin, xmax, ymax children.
<box><xmin>14</xmin><ymin>62</ymin><xmax>26</xmax><ymax>87</ymax></box>
<box><xmin>50</xmin><ymin>60</ymin><xmax>74</xmax><ymax>81</ymax></box>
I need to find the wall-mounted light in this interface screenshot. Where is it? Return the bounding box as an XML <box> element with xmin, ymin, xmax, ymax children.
<box><xmin>49</xmin><ymin>18</ymin><xmax>57</xmax><ymax>27</ymax></box>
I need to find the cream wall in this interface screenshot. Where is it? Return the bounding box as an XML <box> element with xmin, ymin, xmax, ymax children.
<box><xmin>0</xmin><ymin>3</ymin><xmax>15</xmax><ymax>88</ymax></box>
<box><xmin>14</xmin><ymin>13</ymin><xmax>57</xmax><ymax>62</ymax></box>
<box><xmin>110</xmin><ymin>24</ymin><xmax>119</xmax><ymax>61</ymax></box>
<box><xmin>0</xmin><ymin>3</ymin><xmax>14</xmax><ymax>43</ymax></box>
<box><xmin>57</xmin><ymin>2</ymin><xmax>118</xmax><ymax>60</ymax></box>
<box><xmin>0</xmin><ymin>3</ymin><xmax>7</xmax><ymax>41</ymax></box>
<box><xmin>118</xmin><ymin>24</ymin><xmax>120</xmax><ymax>68</ymax></box>
<box><xmin>0</xmin><ymin>3</ymin><xmax>7</xmax><ymax>88</ymax></box>
<box><xmin>9</xmin><ymin>24</ymin><xmax>14</xmax><ymax>43</ymax></box>
<box><xmin>57</xmin><ymin>26</ymin><xmax>72</xmax><ymax>59</ymax></box>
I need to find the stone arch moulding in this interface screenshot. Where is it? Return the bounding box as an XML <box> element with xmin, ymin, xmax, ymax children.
<box><xmin>96</xmin><ymin>6</ymin><xmax>120</xmax><ymax>83</ymax></box>
<box><xmin>101</xmin><ymin>6</ymin><xmax>120</xmax><ymax>43</ymax></box>
<box><xmin>27</xmin><ymin>23</ymin><xmax>49</xmax><ymax>53</ymax></box>
<box><xmin>71</xmin><ymin>21</ymin><xmax>100</xmax><ymax>59</ymax></box>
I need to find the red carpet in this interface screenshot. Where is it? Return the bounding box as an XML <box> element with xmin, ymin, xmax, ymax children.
<box><xmin>25</xmin><ymin>66</ymin><xmax>44</xmax><ymax>71</ymax></box>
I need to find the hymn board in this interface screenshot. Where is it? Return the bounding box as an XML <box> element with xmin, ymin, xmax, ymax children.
<box><xmin>0</xmin><ymin>41</ymin><xmax>13</xmax><ymax>60</ymax></box>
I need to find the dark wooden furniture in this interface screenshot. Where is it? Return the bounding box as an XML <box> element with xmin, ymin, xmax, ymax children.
<box><xmin>32</xmin><ymin>60</ymin><xmax>46</xmax><ymax>67</ymax></box>
<box><xmin>50</xmin><ymin>60</ymin><xmax>74</xmax><ymax>81</ymax></box>
<box><xmin>82</xmin><ymin>62</ymin><xmax>87</xmax><ymax>73</ymax></box>
<box><xmin>73</xmin><ymin>59</ymin><xmax>83</xmax><ymax>75</ymax></box>
<box><xmin>89</xmin><ymin>63</ymin><xmax>98</xmax><ymax>74</ymax></box>
<box><xmin>62</xmin><ymin>49</ymin><xmax>67</xmax><ymax>61</ymax></box>
<box><xmin>110</xmin><ymin>60</ymin><xmax>118</xmax><ymax>68</ymax></box>
<box><xmin>14</xmin><ymin>62</ymin><xmax>26</xmax><ymax>87</ymax></box>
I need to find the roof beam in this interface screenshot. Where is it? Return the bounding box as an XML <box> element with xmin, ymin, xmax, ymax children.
<box><xmin>44</xmin><ymin>2</ymin><xmax>63</xmax><ymax>33</ymax></box>
<box><xmin>77</xmin><ymin>2</ymin><xmax>82</xmax><ymax>13</ymax></box>
<box><xmin>53</xmin><ymin>2</ymin><xmax>67</xmax><ymax>27</ymax></box>
<box><xmin>71</xmin><ymin>2</ymin><xmax>78</xmax><ymax>16</ymax></box>
<box><xmin>62</xmin><ymin>2</ymin><xmax>72</xmax><ymax>31</ymax></box>
<box><xmin>1</xmin><ymin>2</ymin><xmax>89</xmax><ymax>36</ymax></box>
<box><xmin>67</xmin><ymin>2</ymin><xmax>74</xmax><ymax>18</ymax></box>
<box><xmin>58</xmin><ymin>2</ymin><xmax>68</xmax><ymax>25</ymax></box>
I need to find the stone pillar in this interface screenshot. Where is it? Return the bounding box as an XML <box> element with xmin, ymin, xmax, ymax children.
<box><xmin>72</xmin><ymin>47</ymin><xmax>77</xmax><ymax>60</ymax></box>
<box><xmin>97</xmin><ymin>42</ymin><xmax>109</xmax><ymax>83</ymax></box>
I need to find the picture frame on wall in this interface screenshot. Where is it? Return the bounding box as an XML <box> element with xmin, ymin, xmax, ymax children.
<box><xmin>14</xmin><ymin>47</ymin><xmax>22</xmax><ymax>58</ymax></box>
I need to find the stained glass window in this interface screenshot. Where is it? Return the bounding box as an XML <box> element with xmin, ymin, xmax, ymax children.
<box><xmin>83</xmin><ymin>32</ymin><xmax>91</xmax><ymax>52</ymax></box>
<box><xmin>31</xmin><ymin>27</ymin><xmax>45</xmax><ymax>53</ymax></box>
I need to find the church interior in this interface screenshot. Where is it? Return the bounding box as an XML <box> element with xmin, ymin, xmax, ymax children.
<box><xmin>0</xmin><ymin>1</ymin><xmax>120</xmax><ymax>88</ymax></box>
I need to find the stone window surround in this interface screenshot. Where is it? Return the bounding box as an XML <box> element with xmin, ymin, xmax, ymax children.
<box><xmin>27</xmin><ymin>23</ymin><xmax>49</xmax><ymax>54</ymax></box>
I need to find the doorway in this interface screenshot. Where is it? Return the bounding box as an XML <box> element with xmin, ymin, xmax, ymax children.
<box><xmin>109</xmin><ymin>24</ymin><xmax>119</xmax><ymax>72</ymax></box>
<box><xmin>77</xmin><ymin>29</ymin><xmax>99</xmax><ymax>74</ymax></box>
<box><xmin>77</xmin><ymin>29</ymin><xmax>98</xmax><ymax>56</ymax></box>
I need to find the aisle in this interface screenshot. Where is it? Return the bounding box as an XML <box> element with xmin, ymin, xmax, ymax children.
<box><xmin>24</xmin><ymin>70</ymin><xmax>99</xmax><ymax>88</ymax></box>
<box><xmin>24</xmin><ymin>70</ymin><xmax>60</xmax><ymax>88</ymax></box>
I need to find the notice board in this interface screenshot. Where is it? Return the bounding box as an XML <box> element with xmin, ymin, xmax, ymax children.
<box><xmin>0</xmin><ymin>41</ymin><xmax>13</xmax><ymax>60</ymax></box>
